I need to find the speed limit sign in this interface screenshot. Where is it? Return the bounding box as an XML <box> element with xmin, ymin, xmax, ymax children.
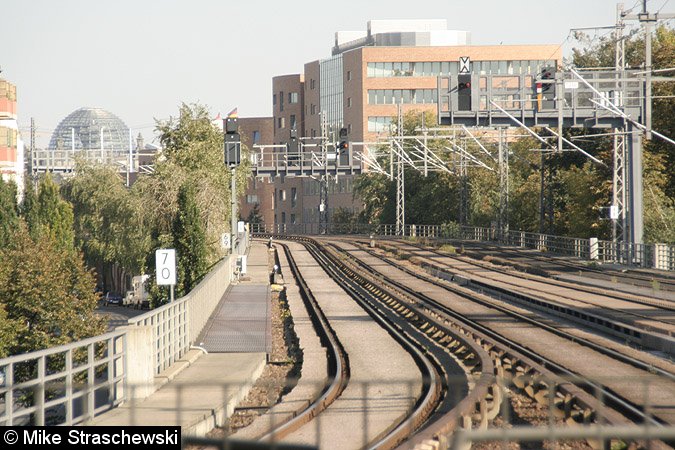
<box><xmin>156</xmin><ymin>249</ymin><xmax>176</xmax><ymax>286</ymax></box>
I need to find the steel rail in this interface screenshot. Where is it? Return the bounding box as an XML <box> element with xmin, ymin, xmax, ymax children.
<box><xmin>258</xmin><ymin>242</ymin><xmax>350</xmax><ymax>442</ymax></box>
<box><xmin>342</xmin><ymin>242</ymin><xmax>673</xmax><ymax>426</ymax></box>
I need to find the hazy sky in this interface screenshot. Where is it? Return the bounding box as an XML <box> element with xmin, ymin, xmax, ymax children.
<box><xmin>1</xmin><ymin>0</ymin><xmax>664</xmax><ymax>147</ymax></box>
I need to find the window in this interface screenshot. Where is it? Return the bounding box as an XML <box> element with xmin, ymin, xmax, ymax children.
<box><xmin>289</xmin><ymin>92</ymin><xmax>299</xmax><ymax>103</ymax></box>
<box><xmin>273</xmin><ymin>94</ymin><xmax>276</xmax><ymax>105</ymax></box>
<box><xmin>347</xmin><ymin>97</ymin><xmax>352</xmax><ymax>108</ymax></box>
<box><xmin>291</xmin><ymin>214</ymin><xmax>296</xmax><ymax>224</ymax></box>
<box><xmin>310</xmin><ymin>104</ymin><xmax>316</xmax><ymax>115</ymax></box>
<box><xmin>310</xmin><ymin>79</ymin><xmax>316</xmax><ymax>89</ymax></box>
<box><xmin>278</xmin><ymin>117</ymin><xmax>285</xmax><ymax>129</ymax></box>
<box><xmin>368</xmin><ymin>116</ymin><xmax>392</xmax><ymax>132</ymax></box>
<box><xmin>246</xmin><ymin>194</ymin><xmax>259</xmax><ymax>204</ymax></box>
<box><xmin>281</xmin><ymin>212</ymin><xmax>286</xmax><ymax>223</ymax></box>
<box><xmin>279</xmin><ymin>91</ymin><xmax>284</xmax><ymax>112</ymax></box>
<box><xmin>279</xmin><ymin>189</ymin><xmax>286</xmax><ymax>201</ymax></box>
<box><xmin>273</xmin><ymin>191</ymin><xmax>276</xmax><ymax>209</ymax></box>
<box><xmin>291</xmin><ymin>187</ymin><xmax>297</xmax><ymax>207</ymax></box>
<box><xmin>252</xmin><ymin>130</ymin><xmax>260</xmax><ymax>144</ymax></box>
<box><xmin>347</xmin><ymin>70</ymin><xmax>352</xmax><ymax>81</ymax></box>
<box><xmin>290</xmin><ymin>114</ymin><xmax>297</xmax><ymax>129</ymax></box>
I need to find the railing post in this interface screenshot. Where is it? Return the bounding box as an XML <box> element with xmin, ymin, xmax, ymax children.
<box><xmin>654</xmin><ymin>243</ymin><xmax>667</xmax><ymax>270</ymax></box>
<box><xmin>65</xmin><ymin>348</ymin><xmax>74</xmax><ymax>424</ymax></box>
<box><xmin>589</xmin><ymin>237</ymin><xmax>599</xmax><ymax>260</ymax></box>
<box><xmin>35</xmin><ymin>355</ymin><xmax>46</xmax><ymax>425</ymax></box>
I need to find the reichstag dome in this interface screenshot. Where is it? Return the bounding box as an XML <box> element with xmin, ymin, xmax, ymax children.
<box><xmin>49</xmin><ymin>107</ymin><xmax>130</xmax><ymax>157</ymax></box>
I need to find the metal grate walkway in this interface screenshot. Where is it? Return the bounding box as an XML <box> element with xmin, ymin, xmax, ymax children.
<box><xmin>197</xmin><ymin>284</ymin><xmax>271</xmax><ymax>353</ymax></box>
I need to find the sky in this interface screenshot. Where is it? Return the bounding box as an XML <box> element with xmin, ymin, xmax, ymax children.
<box><xmin>1</xmin><ymin>0</ymin><xmax>666</xmax><ymax>148</ymax></box>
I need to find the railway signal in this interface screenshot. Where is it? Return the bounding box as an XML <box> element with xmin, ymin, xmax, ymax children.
<box><xmin>224</xmin><ymin>116</ymin><xmax>241</xmax><ymax>167</ymax></box>
<box><xmin>457</xmin><ymin>74</ymin><xmax>472</xmax><ymax>111</ymax></box>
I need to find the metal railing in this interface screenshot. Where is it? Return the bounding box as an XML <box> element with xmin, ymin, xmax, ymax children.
<box><xmin>251</xmin><ymin>222</ymin><xmax>675</xmax><ymax>271</ymax></box>
<box><xmin>0</xmin><ymin>331</ymin><xmax>126</xmax><ymax>426</ymax></box>
<box><xmin>127</xmin><ymin>255</ymin><xmax>232</xmax><ymax>376</ymax></box>
<box><xmin>0</xmin><ymin>255</ymin><xmax>234</xmax><ymax>426</ymax></box>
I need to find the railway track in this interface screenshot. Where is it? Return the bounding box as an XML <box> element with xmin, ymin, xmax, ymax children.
<box><xmin>254</xmin><ymin>239</ymin><xmax>477</xmax><ymax>448</ymax></box>
<box><xmin>442</xmin><ymin>239</ymin><xmax>675</xmax><ymax>293</ymax></box>
<box><xmin>252</xmin><ymin>235</ymin><xmax>674</xmax><ymax>448</ymax></box>
<box><xmin>374</xmin><ymin>239</ymin><xmax>675</xmax><ymax>311</ymax></box>
<box><xmin>367</xmin><ymin>239</ymin><xmax>675</xmax><ymax>357</ymax></box>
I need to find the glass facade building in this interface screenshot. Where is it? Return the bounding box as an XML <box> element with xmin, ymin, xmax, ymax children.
<box><xmin>319</xmin><ymin>54</ymin><xmax>344</xmax><ymax>136</ymax></box>
<box><xmin>49</xmin><ymin>107</ymin><xmax>130</xmax><ymax>157</ymax></box>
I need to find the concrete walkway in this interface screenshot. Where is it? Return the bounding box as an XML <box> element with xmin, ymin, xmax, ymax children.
<box><xmin>90</xmin><ymin>241</ymin><xmax>271</xmax><ymax>435</ymax></box>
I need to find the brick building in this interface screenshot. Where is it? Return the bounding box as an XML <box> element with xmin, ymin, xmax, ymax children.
<box><xmin>241</xmin><ymin>19</ymin><xmax>561</xmax><ymax>230</ymax></box>
<box><xmin>0</xmin><ymin>77</ymin><xmax>24</xmax><ymax>200</ymax></box>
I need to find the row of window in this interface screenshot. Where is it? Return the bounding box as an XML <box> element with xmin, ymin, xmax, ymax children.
<box><xmin>0</xmin><ymin>127</ymin><xmax>17</xmax><ymax>147</ymax></box>
<box><xmin>272</xmin><ymin>91</ymin><xmax>300</xmax><ymax>110</ymax></box>
<box><xmin>275</xmin><ymin>212</ymin><xmax>297</xmax><ymax>224</ymax></box>
<box><xmin>303</xmin><ymin>178</ymin><xmax>353</xmax><ymax>196</ymax></box>
<box><xmin>367</xmin><ymin>89</ymin><xmax>438</xmax><ymax>105</ymax></box>
<box><xmin>271</xmin><ymin>188</ymin><xmax>298</xmax><ymax>208</ymax></box>
<box><xmin>0</xmin><ymin>81</ymin><xmax>17</xmax><ymax>101</ymax></box>
<box><xmin>368</xmin><ymin>116</ymin><xmax>393</xmax><ymax>133</ymax></box>
<box><xmin>366</xmin><ymin>60</ymin><xmax>553</xmax><ymax>78</ymax></box>
<box><xmin>277</xmin><ymin>115</ymin><xmax>297</xmax><ymax>129</ymax></box>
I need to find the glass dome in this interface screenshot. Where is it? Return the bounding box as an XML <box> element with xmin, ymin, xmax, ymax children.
<box><xmin>48</xmin><ymin>107</ymin><xmax>130</xmax><ymax>157</ymax></box>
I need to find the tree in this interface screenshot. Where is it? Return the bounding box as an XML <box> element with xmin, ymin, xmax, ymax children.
<box><xmin>21</xmin><ymin>179</ymin><xmax>40</xmax><ymax>239</ymax></box>
<box><xmin>173</xmin><ymin>183</ymin><xmax>208</xmax><ymax>296</ymax></box>
<box><xmin>62</xmin><ymin>163</ymin><xmax>151</xmax><ymax>294</ymax></box>
<box><xmin>36</xmin><ymin>173</ymin><xmax>74</xmax><ymax>249</ymax></box>
<box><xmin>0</xmin><ymin>224</ymin><xmax>105</xmax><ymax>355</ymax></box>
<box><xmin>571</xmin><ymin>24</ymin><xmax>675</xmax><ymax>242</ymax></box>
<box><xmin>152</xmin><ymin>103</ymin><xmax>250</xmax><ymax>264</ymax></box>
<box><xmin>0</xmin><ymin>178</ymin><xmax>19</xmax><ymax>248</ymax></box>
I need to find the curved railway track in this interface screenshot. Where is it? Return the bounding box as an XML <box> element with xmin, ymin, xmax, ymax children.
<box><xmin>254</xmin><ymin>235</ymin><xmax>674</xmax><ymax>448</ymax></box>
<box><xmin>258</xmin><ymin>240</ymin><xmax>476</xmax><ymax>448</ymax></box>
<box><xmin>323</xmin><ymin>240</ymin><xmax>675</xmax><ymax>421</ymax></box>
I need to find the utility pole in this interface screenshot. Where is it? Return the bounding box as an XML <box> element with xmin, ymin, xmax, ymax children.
<box><xmin>620</xmin><ymin>3</ymin><xmax>673</xmax><ymax>248</ymax></box>
<box><xmin>622</xmin><ymin>2</ymin><xmax>675</xmax><ymax>138</ymax></box>
<box><xmin>395</xmin><ymin>104</ymin><xmax>405</xmax><ymax>235</ymax></box>
<box><xmin>30</xmin><ymin>117</ymin><xmax>35</xmax><ymax>182</ymax></box>
<box><xmin>497</xmin><ymin>127</ymin><xmax>509</xmax><ymax>240</ymax></box>
<box><xmin>612</xmin><ymin>3</ymin><xmax>628</xmax><ymax>255</ymax></box>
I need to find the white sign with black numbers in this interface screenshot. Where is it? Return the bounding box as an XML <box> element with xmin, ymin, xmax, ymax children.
<box><xmin>156</xmin><ymin>249</ymin><xmax>176</xmax><ymax>286</ymax></box>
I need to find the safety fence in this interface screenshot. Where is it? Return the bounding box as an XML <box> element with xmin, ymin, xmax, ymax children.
<box><xmin>0</xmin><ymin>254</ymin><xmax>234</xmax><ymax>426</ymax></box>
<box><xmin>251</xmin><ymin>223</ymin><xmax>675</xmax><ymax>271</ymax></box>
<box><xmin>6</xmin><ymin>375</ymin><xmax>665</xmax><ymax>449</ymax></box>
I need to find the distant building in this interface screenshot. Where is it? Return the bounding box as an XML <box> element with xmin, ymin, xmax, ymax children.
<box><xmin>34</xmin><ymin>107</ymin><xmax>156</xmax><ymax>185</ymax></box>
<box><xmin>0</xmin><ymin>77</ymin><xmax>25</xmax><ymax>200</ymax></box>
<box><xmin>242</xmin><ymin>19</ymin><xmax>562</xmax><ymax>230</ymax></box>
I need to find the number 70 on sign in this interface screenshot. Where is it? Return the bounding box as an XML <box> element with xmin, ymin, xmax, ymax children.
<box><xmin>156</xmin><ymin>249</ymin><xmax>176</xmax><ymax>286</ymax></box>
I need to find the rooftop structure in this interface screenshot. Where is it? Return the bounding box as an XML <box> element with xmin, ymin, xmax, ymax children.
<box><xmin>333</xmin><ymin>19</ymin><xmax>470</xmax><ymax>55</ymax></box>
<box><xmin>48</xmin><ymin>107</ymin><xmax>130</xmax><ymax>156</ymax></box>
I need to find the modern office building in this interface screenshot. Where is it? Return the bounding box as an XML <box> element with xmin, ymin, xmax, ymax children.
<box><xmin>241</xmin><ymin>19</ymin><xmax>562</xmax><ymax>230</ymax></box>
<box><xmin>0</xmin><ymin>77</ymin><xmax>25</xmax><ymax>200</ymax></box>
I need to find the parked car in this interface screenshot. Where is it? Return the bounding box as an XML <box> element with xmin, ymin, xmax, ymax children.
<box><xmin>104</xmin><ymin>292</ymin><xmax>123</xmax><ymax>306</ymax></box>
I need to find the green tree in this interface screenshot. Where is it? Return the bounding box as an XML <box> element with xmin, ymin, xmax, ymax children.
<box><xmin>152</xmin><ymin>103</ymin><xmax>249</xmax><ymax>263</ymax></box>
<box><xmin>0</xmin><ymin>178</ymin><xmax>19</xmax><ymax>248</ymax></box>
<box><xmin>173</xmin><ymin>183</ymin><xmax>208</xmax><ymax>296</ymax></box>
<box><xmin>0</xmin><ymin>224</ymin><xmax>105</xmax><ymax>355</ymax></box>
<box><xmin>62</xmin><ymin>163</ymin><xmax>151</xmax><ymax>294</ymax></box>
<box><xmin>36</xmin><ymin>173</ymin><xmax>74</xmax><ymax>249</ymax></box>
<box><xmin>571</xmin><ymin>24</ymin><xmax>675</xmax><ymax>242</ymax></box>
<box><xmin>21</xmin><ymin>179</ymin><xmax>40</xmax><ymax>239</ymax></box>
